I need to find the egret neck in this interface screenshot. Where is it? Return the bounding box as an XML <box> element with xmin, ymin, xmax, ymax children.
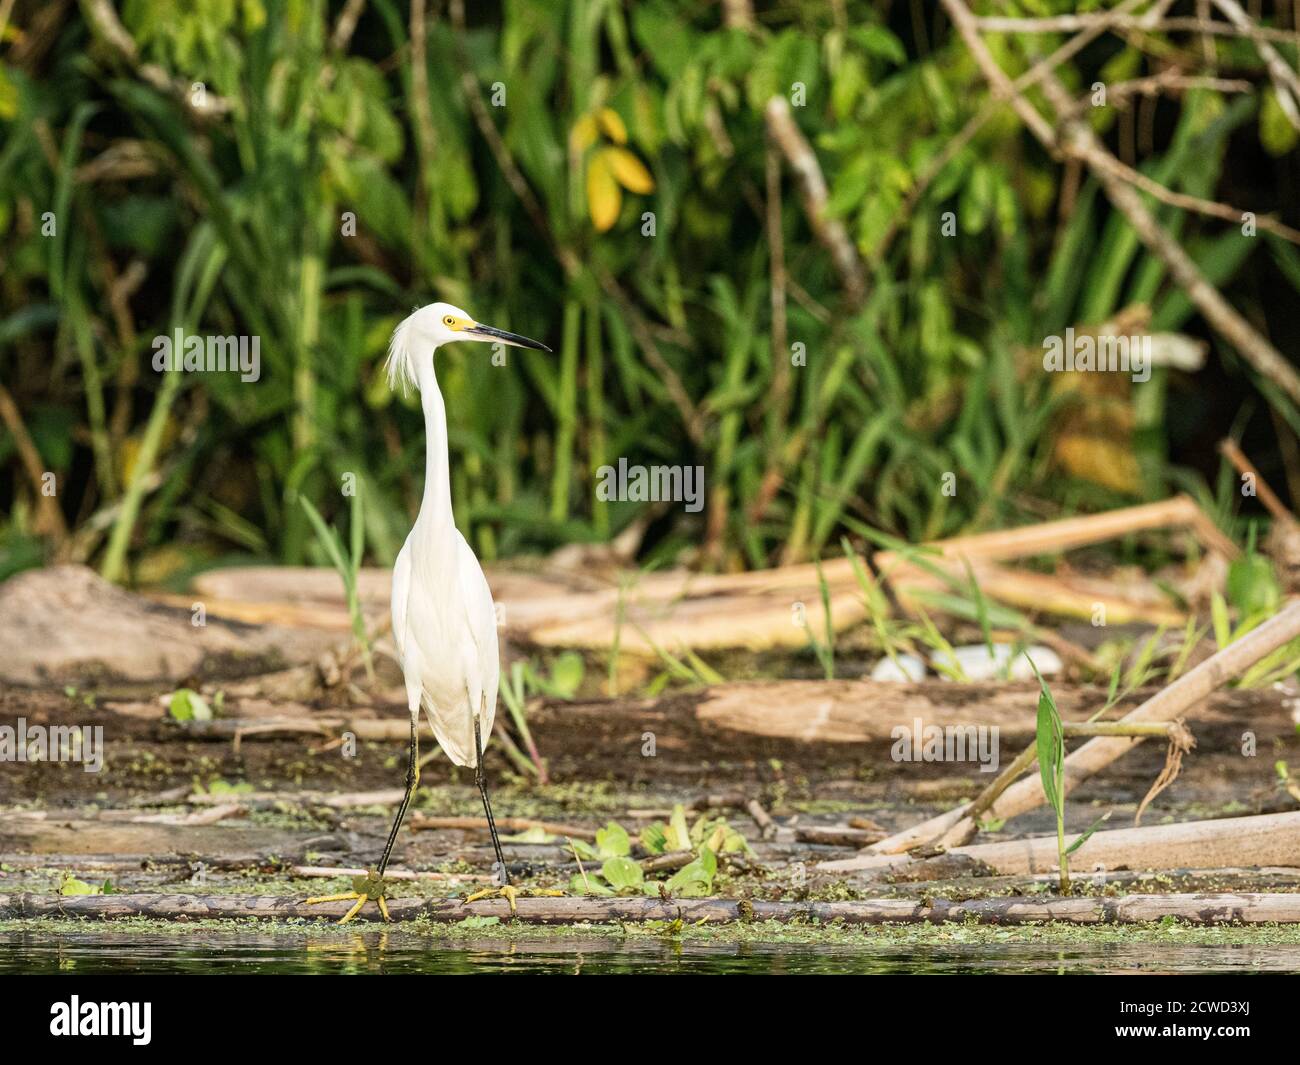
<box><xmin>413</xmin><ymin>347</ymin><xmax>457</xmax><ymax>561</ymax></box>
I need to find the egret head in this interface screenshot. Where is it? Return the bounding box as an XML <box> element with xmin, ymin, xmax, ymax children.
<box><xmin>386</xmin><ymin>301</ymin><xmax>551</xmax><ymax>393</ymax></box>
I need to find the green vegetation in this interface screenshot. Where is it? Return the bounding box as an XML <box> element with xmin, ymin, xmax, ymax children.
<box><xmin>2</xmin><ymin>2</ymin><xmax>1298</xmax><ymax>583</ymax></box>
<box><xmin>569</xmin><ymin>804</ymin><xmax>751</xmax><ymax>897</ymax></box>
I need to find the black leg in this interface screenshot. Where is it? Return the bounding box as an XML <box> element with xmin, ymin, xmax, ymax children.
<box><xmin>474</xmin><ymin>711</ymin><xmax>509</xmax><ymax>886</ymax></box>
<box><xmin>376</xmin><ymin>717</ymin><xmax>419</xmax><ymax>876</ymax></box>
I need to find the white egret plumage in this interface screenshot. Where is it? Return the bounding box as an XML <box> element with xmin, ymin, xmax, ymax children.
<box><xmin>307</xmin><ymin>302</ymin><xmax>551</xmax><ymax>923</ymax></box>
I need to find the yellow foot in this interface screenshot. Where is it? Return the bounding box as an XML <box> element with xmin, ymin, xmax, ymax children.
<box><xmin>464</xmin><ymin>884</ymin><xmax>565</xmax><ymax>917</ymax></box>
<box><xmin>305</xmin><ymin>869</ymin><xmax>392</xmax><ymax>924</ymax></box>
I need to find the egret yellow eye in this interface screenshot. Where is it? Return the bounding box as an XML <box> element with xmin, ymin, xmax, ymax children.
<box><xmin>443</xmin><ymin>316</ymin><xmax>455</xmax><ymax>326</ymax></box>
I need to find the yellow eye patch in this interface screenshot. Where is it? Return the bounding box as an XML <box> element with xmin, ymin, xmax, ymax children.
<box><xmin>442</xmin><ymin>315</ymin><xmax>474</xmax><ymax>331</ymax></box>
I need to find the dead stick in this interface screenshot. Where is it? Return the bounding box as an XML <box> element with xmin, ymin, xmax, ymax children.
<box><xmin>745</xmin><ymin>798</ymin><xmax>776</xmax><ymax>840</ymax></box>
<box><xmin>1219</xmin><ymin>438</ymin><xmax>1298</xmax><ymax>528</ymax></box>
<box><xmin>1063</xmin><ymin>721</ymin><xmax>1189</xmax><ymax>737</ymax></box>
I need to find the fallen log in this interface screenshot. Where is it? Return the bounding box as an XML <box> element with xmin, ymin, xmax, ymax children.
<box><xmin>869</xmin><ymin>600</ymin><xmax>1300</xmax><ymax>853</ymax></box>
<box><xmin>5</xmin><ymin>891</ymin><xmax>1299</xmax><ymax>924</ymax></box>
<box><xmin>820</xmin><ymin>810</ymin><xmax>1300</xmax><ymax>876</ymax></box>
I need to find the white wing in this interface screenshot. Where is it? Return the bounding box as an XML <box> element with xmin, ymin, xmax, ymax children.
<box><xmin>394</xmin><ymin>528</ymin><xmax>499</xmax><ymax>768</ymax></box>
<box><xmin>391</xmin><ymin>540</ymin><xmax>412</xmax><ymax>668</ymax></box>
<box><xmin>453</xmin><ymin>530</ymin><xmax>500</xmax><ymax>750</ymax></box>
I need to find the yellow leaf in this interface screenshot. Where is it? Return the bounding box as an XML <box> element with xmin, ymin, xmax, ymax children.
<box><xmin>598</xmin><ymin>107</ymin><xmax>628</xmax><ymax>144</ymax></box>
<box><xmin>1053</xmin><ymin>433</ymin><xmax>1141</xmax><ymax>495</ymax></box>
<box><xmin>570</xmin><ymin>114</ymin><xmax>599</xmax><ymax>152</ymax></box>
<box><xmin>587</xmin><ymin>150</ymin><xmax>621</xmax><ymax>231</ymax></box>
<box><xmin>606</xmin><ymin>146</ymin><xmax>654</xmax><ymax>194</ymax></box>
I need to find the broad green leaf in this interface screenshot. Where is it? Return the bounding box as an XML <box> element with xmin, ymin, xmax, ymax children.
<box><xmin>640</xmin><ymin>823</ymin><xmax>668</xmax><ymax>854</ymax></box>
<box><xmin>595</xmin><ymin>821</ymin><xmax>631</xmax><ymax>858</ymax></box>
<box><xmin>1260</xmin><ymin>89</ymin><xmax>1300</xmax><ymax>157</ymax></box>
<box><xmin>548</xmin><ymin>652</ymin><xmax>584</xmax><ymax>698</ymax></box>
<box><xmin>168</xmin><ymin>688</ymin><xmax>211</xmax><ymax>722</ymax></box>
<box><xmin>601</xmin><ymin>855</ymin><xmax>644</xmax><ymax>891</ymax></box>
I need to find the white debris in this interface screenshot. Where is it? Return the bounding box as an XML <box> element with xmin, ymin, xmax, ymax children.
<box><xmin>869</xmin><ymin>653</ymin><xmax>927</xmax><ymax>682</ymax></box>
<box><xmin>934</xmin><ymin>644</ymin><xmax>1063</xmax><ymax>682</ymax></box>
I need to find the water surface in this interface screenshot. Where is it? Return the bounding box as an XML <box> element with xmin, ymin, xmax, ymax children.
<box><xmin>5</xmin><ymin>931</ymin><xmax>1297</xmax><ymax>974</ymax></box>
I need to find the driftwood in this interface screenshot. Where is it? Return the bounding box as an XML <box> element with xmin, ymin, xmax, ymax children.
<box><xmin>0</xmin><ymin>565</ymin><xmax>335</xmax><ymax>685</ymax></box>
<box><xmin>696</xmin><ymin>679</ymin><xmax>1275</xmax><ymax>744</ymax></box>
<box><xmin>170</xmin><ymin>496</ymin><xmax>1228</xmax><ymax>654</ymax></box>
<box><xmin>820</xmin><ymin>810</ymin><xmax>1300</xmax><ymax>876</ymax></box>
<box><xmin>6</xmin><ymin>890</ymin><xmax>1300</xmax><ymax>925</ymax></box>
<box><xmin>870</xmin><ymin>601</ymin><xmax>1300</xmax><ymax>854</ymax></box>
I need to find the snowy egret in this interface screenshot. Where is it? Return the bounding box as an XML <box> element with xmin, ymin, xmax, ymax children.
<box><xmin>306</xmin><ymin>302</ymin><xmax>552</xmax><ymax>923</ymax></box>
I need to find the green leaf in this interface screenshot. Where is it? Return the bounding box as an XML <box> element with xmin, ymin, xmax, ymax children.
<box><xmin>456</xmin><ymin>915</ymin><xmax>500</xmax><ymax>928</ymax></box>
<box><xmin>59</xmin><ymin>874</ymin><xmax>102</xmax><ymax>896</ymax></box>
<box><xmin>601</xmin><ymin>855</ymin><xmax>644</xmax><ymax>891</ymax></box>
<box><xmin>168</xmin><ymin>688</ymin><xmax>211</xmax><ymax>722</ymax></box>
<box><xmin>667</xmin><ymin>804</ymin><xmax>692</xmax><ymax>852</ymax></box>
<box><xmin>1064</xmin><ymin>811</ymin><xmax>1112</xmax><ymax>856</ymax></box>
<box><xmin>640</xmin><ymin>823</ymin><xmax>669</xmax><ymax>854</ymax></box>
<box><xmin>595</xmin><ymin>821</ymin><xmax>631</xmax><ymax>858</ymax></box>
<box><xmin>1033</xmin><ymin>678</ymin><xmax>1063</xmax><ymax>817</ymax></box>
<box><xmin>548</xmin><ymin>652</ymin><xmax>585</xmax><ymax>699</ymax></box>
<box><xmin>569</xmin><ymin>839</ymin><xmax>599</xmax><ymax>860</ymax></box>
<box><xmin>1211</xmin><ymin>591</ymin><xmax>1232</xmax><ymax>650</ymax></box>
<box><xmin>665</xmin><ymin>847</ymin><xmax>717</xmax><ymax>897</ymax></box>
<box><xmin>1260</xmin><ymin>89</ymin><xmax>1300</xmax><ymax>157</ymax></box>
<box><xmin>1227</xmin><ymin>554</ymin><xmax>1281</xmax><ymax>617</ymax></box>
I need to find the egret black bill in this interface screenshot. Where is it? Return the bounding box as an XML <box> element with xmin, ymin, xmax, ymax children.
<box><xmin>467</xmin><ymin>323</ymin><xmax>551</xmax><ymax>351</ymax></box>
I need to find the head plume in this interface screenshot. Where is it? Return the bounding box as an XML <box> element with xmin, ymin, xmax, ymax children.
<box><xmin>385</xmin><ymin>310</ymin><xmax>420</xmax><ymax>395</ymax></box>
